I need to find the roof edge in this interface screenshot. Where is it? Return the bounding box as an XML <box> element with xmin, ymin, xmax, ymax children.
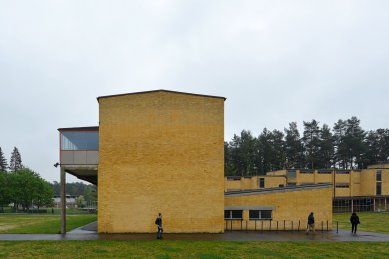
<box><xmin>96</xmin><ymin>89</ymin><xmax>227</xmax><ymax>102</ymax></box>
<box><xmin>58</xmin><ymin>126</ymin><xmax>99</xmax><ymax>132</ymax></box>
<box><xmin>225</xmin><ymin>183</ymin><xmax>332</xmax><ymax>197</ymax></box>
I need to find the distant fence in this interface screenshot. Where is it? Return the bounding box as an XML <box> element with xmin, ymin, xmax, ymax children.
<box><xmin>224</xmin><ymin>219</ymin><xmax>331</xmax><ymax>232</ymax></box>
<box><xmin>0</xmin><ymin>207</ymin><xmax>97</xmax><ymax>214</ymax></box>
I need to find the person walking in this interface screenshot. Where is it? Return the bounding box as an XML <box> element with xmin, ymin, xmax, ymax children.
<box><xmin>350</xmin><ymin>212</ymin><xmax>360</xmax><ymax>234</ymax></box>
<box><xmin>306</xmin><ymin>212</ymin><xmax>315</xmax><ymax>234</ymax></box>
<box><xmin>155</xmin><ymin>213</ymin><xmax>163</xmax><ymax>239</ymax></box>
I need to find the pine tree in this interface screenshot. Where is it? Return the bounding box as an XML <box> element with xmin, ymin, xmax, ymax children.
<box><xmin>284</xmin><ymin>122</ymin><xmax>304</xmax><ymax>169</ymax></box>
<box><xmin>302</xmin><ymin>120</ymin><xmax>321</xmax><ymax>169</ymax></box>
<box><xmin>318</xmin><ymin>124</ymin><xmax>334</xmax><ymax>169</ymax></box>
<box><xmin>9</xmin><ymin>147</ymin><xmax>22</xmax><ymax>172</ymax></box>
<box><xmin>0</xmin><ymin>147</ymin><xmax>8</xmax><ymax>172</ymax></box>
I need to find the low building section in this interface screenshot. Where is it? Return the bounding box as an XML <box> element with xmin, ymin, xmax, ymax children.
<box><xmin>225</xmin><ymin>163</ymin><xmax>389</xmax><ymax>212</ymax></box>
<box><xmin>224</xmin><ymin>184</ymin><xmax>333</xmax><ymax>231</ymax></box>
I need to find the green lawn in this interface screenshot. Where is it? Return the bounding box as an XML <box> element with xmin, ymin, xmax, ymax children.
<box><xmin>0</xmin><ymin>240</ymin><xmax>389</xmax><ymax>258</ymax></box>
<box><xmin>0</xmin><ymin>214</ymin><xmax>96</xmax><ymax>234</ymax></box>
<box><xmin>333</xmin><ymin>212</ymin><xmax>389</xmax><ymax>233</ymax></box>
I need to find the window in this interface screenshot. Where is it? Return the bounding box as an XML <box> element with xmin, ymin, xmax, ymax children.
<box><xmin>249</xmin><ymin>210</ymin><xmax>272</xmax><ymax>220</ymax></box>
<box><xmin>224</xmin><ymin>210</ymin><xmax>243</xmax><ymax>219</ymax></box>
<box><xmin>287</xmin><ymin>170</ymin><xmax>296</xmax><ymax>178</ymax></box>
<box><xmin>300</xmin><ymin>170</ymin><xmax>314</xmax><ymax>174</ymax></box>
<box><xmin>227</xmin><ymin>177</ymin><xmax>241</xmax><ymax>181</ymax></box>
<box><xmin>376</xmin><ymin>170</ymin><xmax>382</xmax><ymax>181</ymax></box>
<box><xmin>61</xmin><ymin>131</ymin><xmax>98</xmax><ymax>150</ymax></box>
<box><xmin>317</xmin><ymin>170</ymin><xmax>332</xmax><ymax>174</ymax></box>
<box><xmin>377</xmin><ymin>182</ymin><xmax>382</xmax><ymax>195</ymax></box>
<box><xmin>335</xmin><ymin>183</ymin><xmax>350</xmax><ymax>188</ymax></box>
<box><xmin>259</xmin><ymin>178</ymin><xmax>265</xmax><ymax>188</ymax></box>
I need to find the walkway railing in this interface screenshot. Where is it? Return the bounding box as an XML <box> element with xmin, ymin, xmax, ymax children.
<box><xmin>224</xmin><ymin>219</ymin><xmax>332</xmax><ymax>232</ymax></box>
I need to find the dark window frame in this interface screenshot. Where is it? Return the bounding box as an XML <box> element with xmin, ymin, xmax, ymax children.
<box><xmin>249</xmin><ymin>210</ymin><xmax>272</xmax><ymax>220</ymax></box>
<box><xmin>259</xmin><ymin>178</ymin><xmax>265</xmax><ymax>188</ymax></box>
<box><xmin>224</xmin><ymin>210</ymin><xmax>243</xmax><ymax>220</ymax></box>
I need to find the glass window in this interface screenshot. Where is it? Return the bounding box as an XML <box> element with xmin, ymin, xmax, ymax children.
<box><xmin>249</xmin><ymin>210</ymin><xmax>272</xmax><ymax>220</ymax></box>
<box><xmin>299</xmin><ymin>170</ymin><xmax>314</xmax><ymax>174</ymax></box>
<box><xmin>224</xmin><ymin>210</ymin><xmax>243</xmax><ymax>219</ymax></box>
<box><xmin>376</xmin><ymin>170</ymin><xmax>382</xmax><ymax>181</ymax></box>
<box><xmin>335</xmin><ymin>183</ymin><xmax>349</xmax><ymax>188</ymax></box>
<box><xmin>377</xmin><ymin>182</ymin><xmax>382</xmax><ymax>195</ymax></box>
<box><xmin>259</xmin><ymin>178</ymin><xmax>265</xmax><ymax>188</ymax></box>
<box><xmin>61</xmin><ymin>131</ymin><xmax>98</xmax><ymax>150</ymax></box>
<box><xmin>249</xmin><ymin>210</ymin><xmax>260</xmax><ymax>219</ymax></box>
<box><xmin>287</xmin><ymin>170</ymin><xmax>296</xmax><ymax>178</ymax></box>
<box><xmin>261</xmin><ymin>210</ymin><xmax>272</xmax><ymax>219</ymax></box>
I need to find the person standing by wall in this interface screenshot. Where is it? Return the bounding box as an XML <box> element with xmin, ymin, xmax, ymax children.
<box><xmin>306</xmin><ymin>212</ymin><xmax>315</xmax><ymax>234</ymax></box>
<box><xmin>155</xmin><ymin>213</ymin><xmax>163</xmax><ymax>239</ymax></box>
<box><xmin>350</xmin><ymin>212</ymin><xmax>360</xmax><ymax>234</ymax></box>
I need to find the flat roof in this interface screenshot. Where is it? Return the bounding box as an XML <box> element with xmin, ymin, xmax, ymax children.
<box><xmin>58</xmin><ymin>126</ymin><xmax>99</xmax><ymax>132</ymax></box>
<box><xmin>97</xmin><ymin>89</ymin><xmax>227</xmax><ymax>102</ymax></box>
<box><xmin>225</xmin><ymin>183</ymin><xmax>332</xmax><ymax>197</ymax></box>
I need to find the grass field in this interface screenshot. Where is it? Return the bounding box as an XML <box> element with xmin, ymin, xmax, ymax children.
<box><xmin>0</xmin><ymin>214</ymin><xmax>97</xmax><ymax>234</ymax></box>
<box><xmin>1</xmin><ymin>213</ymin><xmax>389</xmax><ymax>258</ymax></box>
<box><xmin>333</xmin><ymin>212</ymin><xmax>389</xmax><ymax>233</ymax></box>
<box><xmin>0</xmin><ymin>240</ymin><xmax>389</xmax><ymax>258</ymax></box>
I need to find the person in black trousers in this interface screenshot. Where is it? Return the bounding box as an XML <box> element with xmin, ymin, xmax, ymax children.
<box><xmin>350</xmin><ymin>212</ymin><xmax>360</xmax><ymax>234</ymax></box>
<box><xmin>155</xmin><ymin>213</ymin><xmax>163</xmax><ymax>239</ymax></box>
<box><xmin>306</xmin><ymin>212</ymin><xmax>315</xmax><ymax>234</ymax></box>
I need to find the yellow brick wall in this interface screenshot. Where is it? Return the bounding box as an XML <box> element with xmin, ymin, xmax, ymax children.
<box><xmin>241</xmin><ymin>177</ymin><xmax>257</xmax><ymax>190</ymax></box>
<box><xmin>296</xmin><ymin>171</ymin><xmax>315</xmax><ymax>184</ymax></box>
<box><xmin>314</xmin><ymin>173</ymin><xmax>333</xmax><ymax>184</ymax></box>
<box><xmin>98</xmin><ymin>91</ymin><xmax>225</xmax><ymax>233</ymax></box>
<box><xmin>224</xmin><ymin>176</ymin><xmax>286</xmax><ymax>191</ymax></box>
<box><xmin>263</xmin><ymin>176</ymin><xmax>286</xmax><ymax>188</ymax></box>
<box><xmin>225</xmin><ymin>178</ymin><xmax>242</xmax><ymax>191</ymax></box>
<box><xmin>360</xmin><ymin>169</ymin><xmax>376</xmax><ymax>196</ymax></box>
<box><xmin>349</xmin><ymin>172</ymin><xmax>360</xmax><ymax>196</ymax></box>
<box><xmin>225</xmin><ymin>186</ymin><xmax>333</xmax><ymax>230</ymax></box>
<box><xmin>382</xmin><ymin>171</ymin><xmax>389</xmax><ymax>195</ymax></box>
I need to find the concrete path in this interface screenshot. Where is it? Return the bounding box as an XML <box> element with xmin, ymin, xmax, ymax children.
<box><xmin>1</xmin><ymin>222</ymin><xmax>389</xmax><ymax>241</ymax></box>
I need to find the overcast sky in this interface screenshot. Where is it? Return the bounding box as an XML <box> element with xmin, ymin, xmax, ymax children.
<box><xmin>1</xmin><ymin>0</ymin><xmax>389</xmax><ymax>183</ymax></box>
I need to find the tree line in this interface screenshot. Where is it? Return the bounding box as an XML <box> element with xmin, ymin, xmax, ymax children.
<box><xmin>52</xmin><ymin>181</ymin><xmax>97</xmax><ymax>205</ymax></box>
<box><xmin>225</xmin><ymin>117</ymin><xmax>389</xmax><ymax>176</ymax></box>
<box><xmin>0</xmin><ymin>146</ymin><xmax>53</xmax><ymax>211</ymax></box>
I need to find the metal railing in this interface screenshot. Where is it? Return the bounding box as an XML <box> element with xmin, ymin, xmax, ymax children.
<box><xmin>224</xmin><ymin>219</ymin><xmax>331</xmax><ymax>232</ymax></box>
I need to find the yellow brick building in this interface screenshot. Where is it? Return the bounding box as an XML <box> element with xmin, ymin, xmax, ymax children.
<box><xmin>226</xmin><ymin>163</ymin><xmax>389</xmax><ymax>212</ymax></box>
<box><xmin>224</xmin><ymin>184</ymin><xmax>332</xmax><ymax>231</ymax></box>
<box><xmin>97</xmin><ymin>90</ymin><xmax>225</xmax><ymax>233</ymax></box>
<box><xmin>58</xmin><ymin>90</ymin><xmax>334</xmax><ymax>233</ymax></box>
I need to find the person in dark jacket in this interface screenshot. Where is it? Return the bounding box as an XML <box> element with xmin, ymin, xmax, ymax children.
<box><xmin>306</xmin><ymin>212</ymin><xmax>315</xmax><ymax>234</ymax></box>
<box><xmin>350</xmin><ymin>212</ymin><xmax>360</xmax><ymax>234</ymax></box>
<box><xmin>155</xmin><ymin>213</ymin><xmax>163</xmax><ymax>239</ymax></box>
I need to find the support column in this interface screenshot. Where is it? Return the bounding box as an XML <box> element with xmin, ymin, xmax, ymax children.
<box><xmin>60</xmin><ymin>167</ymin><xmax>66</xmax><ymax>234</ymax></box>
<box><xmin>351</xmin><ymin>199</ymin><xmax>353</xmax><ymax>213</ymax></box>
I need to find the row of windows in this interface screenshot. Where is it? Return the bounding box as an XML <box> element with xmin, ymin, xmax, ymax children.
<box><xmin>335</xmin><ymin>183</ymin><xmax>350</xmax><ymax>188</ymax></box>
<box><xmin>224</xmin><ymin>210</ymin><xmax>272</xmax><ymax>220</ymax></box>
<box><xmin>61</xmin><ymin>131</ymin><xmax>99</xmax><ymax>150</ymax></box>
<box><xmin>300</xmin><ymin>171</ymin><xmax>351</xmax><ymax>174</ymax></box>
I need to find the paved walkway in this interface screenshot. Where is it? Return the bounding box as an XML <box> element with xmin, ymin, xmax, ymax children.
<box><xmin>1</xmin><ymin>222</ymin><xmax>389</xmax><ymax>241</ymax></box>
